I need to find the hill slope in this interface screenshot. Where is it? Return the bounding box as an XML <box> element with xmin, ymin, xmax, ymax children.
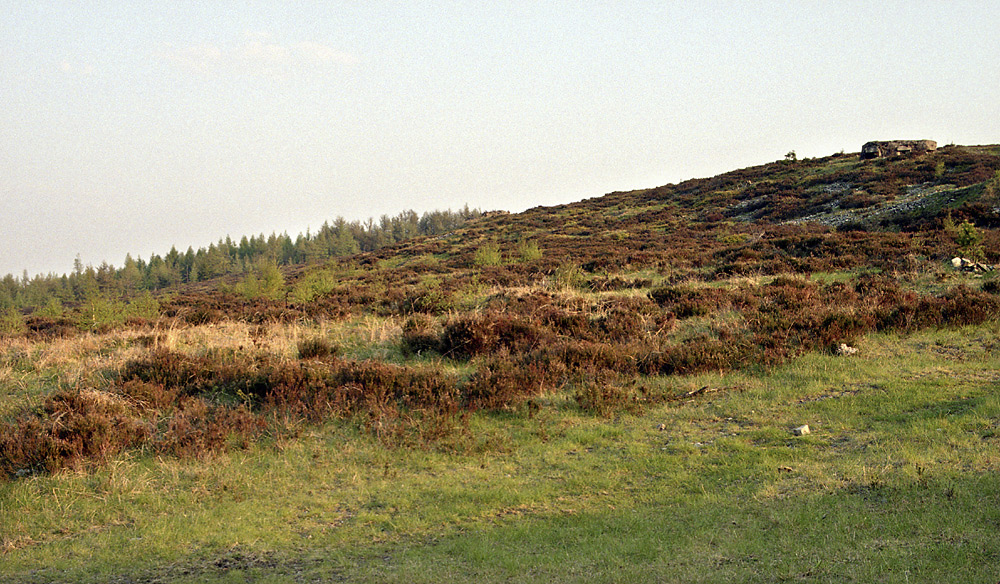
<box><xmin>3</xmin><ymin>145</ymin><xmax>1000</xmax><ymax>583</ymax></box>
<box><xmin>146</xmin><ymin>144</ymin><xmax>999</xmax><ymax>325</ymax></box>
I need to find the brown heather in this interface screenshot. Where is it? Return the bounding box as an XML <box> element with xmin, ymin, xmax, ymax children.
<box><xmin>3</xmin><ymin>145</ymin><xmax>1000</xmax><ymax>479</ymax></box>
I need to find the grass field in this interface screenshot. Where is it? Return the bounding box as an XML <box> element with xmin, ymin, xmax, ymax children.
<box><xmin>2</xmin><ymin>322</ymin><xmax>998</xmax><ymax>583</ymax></box>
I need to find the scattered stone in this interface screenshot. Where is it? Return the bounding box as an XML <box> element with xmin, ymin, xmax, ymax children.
<box><xmin>951</xmin><ymin>257</ymin><xmax>996</xmax><ymax>273</ymax></box>
<box><xmin>792</xmin><ymin>425</ymin><xmax>811</xmax><ymax>436</ymax></box>
<box><xmin>836</xmin><ymin>343</ymin><xmax>858</xmax><ymax>356</ymax></box>
<box><xmin>681</xmin><ymin>386</ymin><xmax>718</xmax><ymax>399</ymax></box>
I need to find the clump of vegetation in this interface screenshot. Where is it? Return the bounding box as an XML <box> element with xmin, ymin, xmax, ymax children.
<box><xmin>955</xmin><ymin>221</ymin><xmax>984</xmax><ymax>261</ymax></box>
<box><xmin>78</xmin><ymin>292</ymin><xmax>161</xmax><ymax>332</ymax></box>
<box><xmin>0</xmin><ymin>308</ymin><xmax>25</xmax><ymax>336</ymax></box>
<box><xmin>297</xmin><ymin>337</ymin><xmax>338</xmax><ymax>360</ymax></box>
<box><xmin>0</xmin><ymin>388</ymin><xmax>151</xmax><ymax>477</ymax></box>
<box><xmin>472</xmin><ymin>242</ymin><xmax>504</xmax><ymax>267</ymax></box>
<box><xmin>574</xmin><ymin>374</ymin><xmax>651</xmax><ymax>417</ymax></box>
<box><xmin>550</xmin><ymin>262</ymin><xmax>585</xmax><ymax>291</ymax></box>
<box><xmin>400</xmin><ymin>314</ymin><xmax>442</xmax><ymax>356</ymax></box>
<box><xmin>229</xmin><ymin>260</ymin><xmax>286</xmax><ymax>301</ymax></box>
<box><xmin>515</xmin><ymin>238</ymin><xmax>543</xmax><ymax>262</ymax></box>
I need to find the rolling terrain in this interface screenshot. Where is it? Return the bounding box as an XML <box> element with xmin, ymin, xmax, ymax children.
<box><xmin>2</xmin><ymin>145</ymin><xmax>1000</xmax><ymax>582</ymax></box>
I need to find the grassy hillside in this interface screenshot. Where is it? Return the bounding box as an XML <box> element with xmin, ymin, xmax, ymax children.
<box><xmin>2</xmin><ymin>146</ymin><xmax>999</xmax><ymax>582</ymax></box>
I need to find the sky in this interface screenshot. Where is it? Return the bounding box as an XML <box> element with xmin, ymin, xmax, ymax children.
<box><xmin>2</xmin><ymin>2</ymin><xmax>999</xmax><ymax>278</ymax></box>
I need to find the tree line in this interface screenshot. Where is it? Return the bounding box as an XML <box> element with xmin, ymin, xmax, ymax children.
<box><xmin>1</xmin><ymin>207</ymin><xmax>481</xmax><ymax>311</ymax></box>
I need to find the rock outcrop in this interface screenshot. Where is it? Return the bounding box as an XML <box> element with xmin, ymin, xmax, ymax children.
<box><xmin>860</xmin><ymin>140</ymin><xmax>937</xmax><ymax>160</ymax></box>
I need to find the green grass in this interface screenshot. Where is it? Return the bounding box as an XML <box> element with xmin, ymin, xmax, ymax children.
<box><xmin>2</xmin><ymin>324</ymin><xmax>999</xmax><ymax>582</ymax></box>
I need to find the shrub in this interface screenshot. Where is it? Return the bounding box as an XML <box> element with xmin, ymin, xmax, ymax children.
<box><xmin>516</xmin><ymin>239</ymin><xmax>543</xmax><ymax>262</ymax></box>
<box><xmin>401</xmin><ymin>314</ymin><xmax>442</xmax><ymax>355</ymax></box>
<box><xmin>153</xmin><ymin>398</ymin><xmax>264</xmax><ymax>458</ymax></box>
<box><xmin>0</xmin><ymin>308</ymin><xmax>25</xmax><ymax>336</ymax></box>
<box><xmin>0</xmin><ymin>388</ymin><xmax>151</xmax><ymax>478</ymax></box>
<box><xmin>462</xmin><ymin>359</ymin><xmax>558</xmax><ymax>410</ymax></box>
<box><xmin>588</xmin><ymin>276</ymin><xmax>652</xmax><ymax>292</ymax></box>
<box><xmin>297</xmin><ymin>337</ymin><xmax>338</xmax><ymax>360</ymax></box>
<box><xmin>118</xmin><ymin>379</ymin><xmax>180</xmax><ymax>413</ymax></box>
<box><xmin>79</xmin><ymin>298</ymin><xmax>127</xmax><ymax>332</ymax></box>
<box><xmin>126</xmin><ymin>292</ymin><xmax>161</xmax><ymax>322</ymax></box>
<box><xmin>233</xmin><ymin>261</ymin><xmax>286</xmax><ymax>301</ymax></box>
<box><xmin>400</xmin><ymin>287</ymin><xmax>452</xmax><ymax>315</ymax></box>
<box><xmin>439</xmin><ymin>313</ymin><xmax>546</xmax><ymax>359</ymax></box>
<box><xmin>954</xmin><ymin>220</ymin><xmax>984</xmax><ymax>261</ymax></box>
<box><xmin>649</xmin><ymin>285</ymin><xmax>727</xmax><ymax>318</ymax></box>
<box><xmin>37</xmin><ymin>298</ymin><xmax>65</xmax><ymax>319</ymax></box>
<box><xmin>940</xmin><ymin>285</ymin><xmax>1000</xmax><ymax>326</ymax></box>
<box><xmin>290</xmin><ymin>268</ymin><xmax>340</xmax><ymax>303</ymax></box>
<box><xmin>473</xmin><ymin>242</ymin><xmax>504</xmax><ymax>267</ymax></box>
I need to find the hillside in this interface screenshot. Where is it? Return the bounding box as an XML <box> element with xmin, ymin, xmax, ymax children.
<box><xmin>2</xmin><ymin>145</ymin><xmax>1000</xmax><ymax>582</ymax></box>
<box><xmin>153</xmin><ymin>144</ymin><xmax>1000</xmax><ymax>324</ymax></box>
<box><xmin>3</xmin><ymin>144</ymin><xmax>999</xmax><ymax>336</ymax></box>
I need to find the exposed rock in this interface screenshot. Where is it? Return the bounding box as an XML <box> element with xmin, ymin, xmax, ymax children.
<box><xmin>860</xmin><ymin>140</ymin><xmax>937</xmax><ymax>160</ymax></box>
<box><xmin>781</xmin><ymin>181</ymin><xmax>960</xmax><ymax>229</ymax></box>
<box><xmin>836</xmin><ymin>343</ymin><xmax>858</xmax><ymax>356</ymax></box>
<box><xmin>951</xmin><ymin>257</ymin><xmax>996</xmax><ymax>273</ymax></box>
<box><xmin>792</xmin><ymin>425</ymin><xmax>811</xmax><ymax>436</ymax></box>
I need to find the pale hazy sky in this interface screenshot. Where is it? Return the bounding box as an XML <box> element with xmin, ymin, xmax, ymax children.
<box><xmin>3</xmin><ymin>2</ymin><xmax>999</xmax><ymax>277</ymax></box>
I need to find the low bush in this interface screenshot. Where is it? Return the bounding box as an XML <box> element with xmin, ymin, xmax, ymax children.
<box><xmin>0</xmin><ymin>389</ymin><xmax>151</xmax><ymax>477</ymax></box>
<box><xmin>649</xmin><ymin>285</ymin><xmax>729</xmax><ymax>318</ymax></box>
<box><xmin>0</xmin><ymin>308</ymin><xmax>26</xmax><ymax>336</ymax></box>
<box><xmin>574</xmin><ymin>374</ymin><xmax>651</xmax><ymax>417</ymax></box>
<box><xmin>400</xmin><ymin>314</ymin><xmax>442</xmax><ymax>355</ymax></box>
<box><xmin>153</xmin><ymin>397</ymin><xmax>264</xmax><ymax>458</ymax></box>
<box><xmin>297</xmin><ymin>337</ymin><xmax>338</xmax><ymax>360</ymax></box>
<box><xmin>462</xmin><ymin>359</ymin><xmax>561</xmax><ymax>410</ymax></box>
<box><xmin>439</xmin><ymin>313</ymin><xmax>547</xmax><ymax>359</ymax></box>
<box><xmin>473</xmin><ymin>242</ymin><xmax>504</xmax><ymax>267</ymax></box>
<box><xmin>550</xmin><ymin>263</ymin><xmax>586</xmax><ymax>291</ymax></box>
<box><xmin>588</xmin><ymin>276</ymin><xmax>652</xmax><ymax>292</ymax></box>
<box><xmin>516</xmin><ymin>239</ymin><xmax>543</xmax><ymax>262</ymax></box>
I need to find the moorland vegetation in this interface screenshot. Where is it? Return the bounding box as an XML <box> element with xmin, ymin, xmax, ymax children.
<box><xmin>2</xmin><ymin>145</ymin><xmax>1000</xmax><ymax>582</ymax></box>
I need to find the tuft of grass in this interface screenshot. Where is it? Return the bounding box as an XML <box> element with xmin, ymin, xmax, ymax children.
<box><xmin>549</xmin><ymin>262</ymin><xmax>585</xmax><ymax>291</ymax></box>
